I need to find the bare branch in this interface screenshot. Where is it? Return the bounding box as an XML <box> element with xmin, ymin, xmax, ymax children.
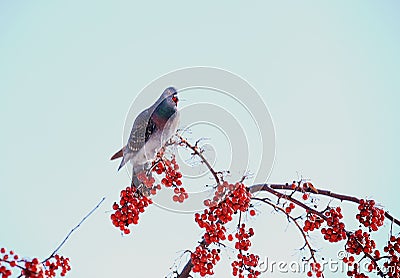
<box><xmin>43</xmin><ymin>197</ymin><xmax>106</xmax><ymax>262</ymax></box>
<box><xmin>178</xmin><ymin>135</ymin><xmax>220</xmax><ymax>185</ymax></box>
<box><xmin>252</xmin><ymin>197</ymin><xmax>324</xmax><ymax>278</ymax></box>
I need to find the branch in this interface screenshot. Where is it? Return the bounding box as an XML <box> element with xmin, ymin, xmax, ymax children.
<box><xmin>249</xmin><ymin>184</ymin><xmax>328</xmax><ymax>221</ymax></box>
<box><xmin>173</xmin><ymin>138</ymin><xmax>399</xmax><ymax>277</ymax></box>
<box><xmin>43</xmin><ymin>197</ymin><xmax>106</xmax><ymax>262</ymax></box>
<box><xmin>178</xmin><ymin>135</ymin><xmax>220</xmax><ymax>185</ymax></box>
<box><xmin>250</xmin><ymin>183</ymin><xmax>400</xmax><ymax>227</ymax></box>
<box><xmin>250</xmin><ymin>184</ymin><xmax>389</xmax><ymax>277</ymax></box>
<box><xmin>252</xmin><ymin>197</ymin><xmax>324</xmax><ymax>278</ymax></box>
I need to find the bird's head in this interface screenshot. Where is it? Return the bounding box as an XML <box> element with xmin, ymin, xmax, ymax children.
<box><xmin>159</xmin><ymin>87</ymin><xmax>179</xmax><ymax>107</ymax></box>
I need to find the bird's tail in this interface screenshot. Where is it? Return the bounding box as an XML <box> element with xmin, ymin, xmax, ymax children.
<box><xmin>117</xmin><ymin>157</ymin><xmax>127</xmax><ymax>171</ymax></box>
<box><xmin>110</xmin><ymin>148</ymin><xmax>124</xmax><ymax>160</ymax></box>
<box><xmin>111</xmin><ymin>147</ymin><xmax>127</xmax><ymax>171</ymax></box>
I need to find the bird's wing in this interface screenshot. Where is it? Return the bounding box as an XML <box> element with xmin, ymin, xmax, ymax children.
<box><xmin>127</xmin><ymin>108</ymin><xmax>156</xmax><ymax>153</ymax></box>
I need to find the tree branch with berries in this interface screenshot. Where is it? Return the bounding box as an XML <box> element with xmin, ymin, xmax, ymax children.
<box><xmin>0</xmin><ymin>197</ymin><xmax>105</xmax><ymax>278</ymax></box>
<box><xmin>108</xmin><ymin>135</ymin><xmax>400</xmax><ymax>278</ymax></box>
<box><xmin>4</xmin><ymin>134</ymin><xmax>398</xmax><ymax>278</ymax></box>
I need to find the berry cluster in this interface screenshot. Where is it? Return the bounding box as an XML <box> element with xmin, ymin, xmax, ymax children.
<box><xmin>307</xmin><ymin>262</ymin><xmax>323</xmax><ymax>277</ymax></box>
<box><xmin>194</xmin><ymin>183</ymin><xmax>259</xmax><ymax>277</ymax></box>
<box><xmin>209</xmin><ymin>182</ymin><xmax>252</xmax><ymax>213</ymax></box>
<box><xmin>285</xmin><ymin>203</ymin><xmax>295</xmax><ymax>214</ymax></box>
<box><xmin>0</xmin><ymin>247</ymin><xmax>17</xmax><ymax>278</ymax></box>
<box><xmin>195</xmin><ymin>209</ymin><xmax>228</xmax><ymax>244</ymax></box>
<box><xmin>158</xmin><ymin>158</ymin><xmax>183</xmax><ymax>186</ymax></box>
<box><xmin>22</xmin><ymin>258</ymin><xmax>45</xmax><ymax>278</ymax></box>
<box><xmin>346</xmin><ymin>229</ymin><xmax>376</xmax><ymax>255</ymax></box>
<box><xmin>111</xmin><ymin>156</ymin><xmax>188</xmax><ymax>234</ymax></box>
<box><xmin>321</xmin><ymin>207</ymin><xmax>346</xmax><ymax>243</ymax></box>
<box><xmin>343</xmin><ymin>253</ymin><xmax>377</xmax><ymax>275</ymax></box>
<box><xmin>230</xmin><ymin>224</ymin><xmax>260</xmax><ymax>278</ymax></box>
<box><xmin>382</xmin><ymin>235</ymin><xmax>400</xmax><ymax>277</ymax></box>
<box><xmin>195</xmin><ymin>183</ymin><xmax>252</xmax><ymax>244</ymax></box>
<box><xmin>231</xmin><ymin>224</ymin><xmax>254</xmax><ymax>251</ymax></box>
<box><xmin>44</xmin><ymin>255</ymin><xmax>71</xmax><ymax>277</ymax></box>
<box><xmin>154</xmin><ymin>158</ymin><xmax>187</xmax><ymax>202</ymax></box>
<box><xmin>203</xmin><ymin>181</ymin><xmax>246</xmax><ymax>208</ymax></box>
<box><xmin>110</xmin><ymin>186</ymin><xmax>153</xmax><ymax>234</ymax></box>
<box><xmin>356</xmin><ymin>199</ymin><xmax>385</xmax><ymax>232</ymax></box>
<box><xmin>191</xmin><ymin>246</ymin><xmax>220</xmax><ymax>277</ymax></box>
<box><xmin>172</xmin><ymin>187</ymin><xmax>188</xmax><ymax>203</ymax></box>
<box><xmin>303</xmin><ymin>213</ymin><xmax>324</xmax><ymax>232</ymax></box>
<box><xmin>342</xmin><ymin>255</ymin><xmax>355</xmax><ymax>266</ymax></box>
<box><xmin>136</xmin><ymin>171</ymin><xmax>158</xmax><ymax>196</ymax></box>
<box><xmin>0</xmin><ymin>248</ymin><xmax>71</xmax><ymax>278</ymax></box>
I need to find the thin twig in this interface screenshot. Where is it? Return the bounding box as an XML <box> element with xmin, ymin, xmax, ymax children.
<box><xmin>42</xmin><ymin>197</ymin><xmax>106</xmax><ymax>262</ymax></box>
<box><xmin>252</xmin><ymin>197</ymin><xmax>324</xmax><ymax>278</ymax></box>
<box><xmin>178</xmin><ymin>135</ymin><xmax>220</xmax><ymax>185</ymax></box>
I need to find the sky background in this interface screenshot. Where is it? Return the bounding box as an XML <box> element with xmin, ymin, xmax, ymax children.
<box><xmin>1</xmin><ymin>1</ymin><xmax>399</xmax><ymax>277</ymax></box>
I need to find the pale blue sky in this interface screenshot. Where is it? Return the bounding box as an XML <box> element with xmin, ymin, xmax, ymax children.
<box><xmin>1</xmin><ymin>1</ymin><xmax>399</xmax><ymax>277</ymax></box>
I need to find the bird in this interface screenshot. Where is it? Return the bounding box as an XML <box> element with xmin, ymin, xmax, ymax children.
<box><xmin>111</xmin><ymin>87</ymin><xmax>180</xmax><ymax>190</ymax></box>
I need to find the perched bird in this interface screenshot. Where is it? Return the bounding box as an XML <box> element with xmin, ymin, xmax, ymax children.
<box><xmin>111</xmin><ymin>87</ymin><xmax>180</xmax><ymax>188</ymax></box>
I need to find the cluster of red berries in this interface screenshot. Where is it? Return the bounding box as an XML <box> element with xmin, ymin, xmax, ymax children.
<box><xmin>153</xmin><ymin>158</ymin><xmax>187</xmax><ymax>203</ymax></box>
<box><xmin>321</xmin><ymin>207</ymin><xmax>346</xmax><ymax>243</ymax></box>
<box><xmin>343</xmin><ymin>255</ymin><xmax>356</xmax><ymax>266</ymax></box>
<box><xmin>201</xmin><ymin>182</ymin><xmax>252</xmax><ymax>222</ymax></box>
<box><xmin>382</xmin><ymin>235</ymin><xmax>400</xmax><ymax>277</ymax></box>
<box><xmin>0</xmin><ymin>247</ymin><xmax>18</xmax><ymax>278</ymax></box>
<box><xmin>346</xmin><ymin>229</ymin><xmax>376</xmax><ymax>255</ymax></box>
<box><xmin>203</xmin><ymin>181</ymin><xmax>248</xmax><ymax>209</ymax></box>
<box><xmin>194</xmin><ymin>183</ymin><xmax>259</xmax><ymax>277</ymax></box>
<box><xmin>136</xmin><ymin>171</ymin><xmax>159</xmax><ymax>195</ymax></box>
<box><xmin>157</xmin><ymin>158</ymin><xmax>182</xmax><ymax>186</ymax></box>
<box><xmin>231</xmin><ymin>253</ymin><xmax>260</xmax><ymax>278</ymax></box>
<box><xmin>195</xmin><ymin>183</ymin><xmax>252</xmax><ymax>244</ymax></box>
<box><xmin>172</xmin><ymin>187</ymin><xmax>188</xmax><ymax>203</ymax></box>
<box><xmin>303</xmin><ymin>213</ymin><xmax>324</xmax><ymax>232</ymax></box>
<box><xmin>111</xmin><ymin>156</ymin><xmax>188</xmax><ymax>234</ymax></box>
<box><xmin>230</xmin><ymin>224</ymin><xmax>254</xmax><ymax>251</ymax></box>
<box><xmin>0</xmin><ymin>265</ymin><xmax>12</xmax><ymax>278</ymax></box>
<box><xmin>230</xmin><ymin>224</ymin><xmax>260</xmax><ymax>278</ymax></box>
<box><xmin>343</xmin><ymin>230</ymin><xmax>386</xmax><ymax>277</ymax></box>
<box><xmin>356</xmin><ymin>199</ymin><xmax>385</xmax><ymax>232</ymax></box>
<box><xmin>343</xmin><ymin>254</ymin><xmax>377</xmax><ymax>274</ymax></box>
<box><xmin>136</xmin><ymin>171</ymin><xmax>156</xmax><ymax>189</ymax></box>
<box><xmin>110</xmin><ymin>186</ymin><xmax>153</xmax><ymax>234</ymax></box>
<box><xmin>307</xmin><ymin>262</ymin><xmax>323</xmax><ymax>277</ymax></box>
<box><xmin>195</xmin><ymin>208</ymin><xmax>228</xmax><ymax>244</ymax></box>
<box><xmin>22</xmin><ymin>258</ymin><xmax>45</xmax><ymax>278</ymax></box>
<box><xmin>0</xmin><ymin>248</ymin><xmax>71</xmax><ymax>278</ymax></box>
<box><xmin>215</xmin><ymin>183</ymin><xmax>252</xmax><ymax>213</ymax></box>
<box><xmin>290</xmin><ymin>181</ymin><xmax>310</xmax><ymax>200</ymax></box>
<box><xmin>285</xmin><ymin>203</ymin><xmax>295</xmax><ymax>214</ymax></box>
<box><xmin>44</xmin><ymin>255</ymin><xmax>71</xmax><ymax>277</ymax></box>
<box><xmin>190</xmin><ymin>246</ymin><xmax>220</xmax><ymax>277</ymax></box>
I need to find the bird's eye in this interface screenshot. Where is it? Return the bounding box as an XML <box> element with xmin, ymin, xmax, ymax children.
<box><xmin>172</xmin><ymin>96</ymin><xmax>178</xmax><ymax>103</ymax></box>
